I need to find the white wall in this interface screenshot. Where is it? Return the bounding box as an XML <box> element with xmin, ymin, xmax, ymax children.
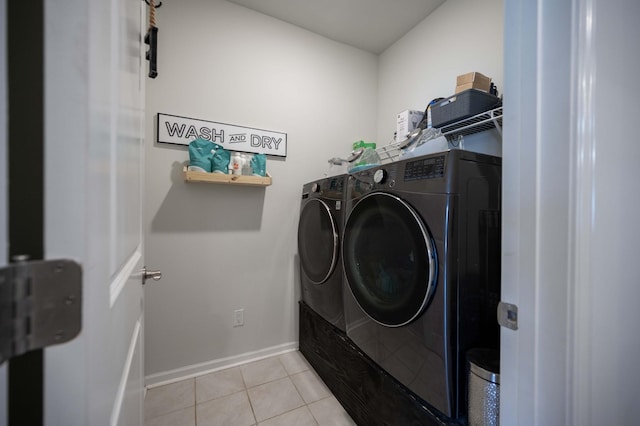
<box><xmin>144</xmin><ymin>0</ymin><xmax>504</xmax><ymax>383</ymax></box>
<box><xmin>144</xmin><ymin>0</ymin><xmax>377</xmax><ymax>381</ymax></box>
<box><xmin>376</xmin><ymin>0</ymin><xmax>504</xmax><ymax>144</ymax></box>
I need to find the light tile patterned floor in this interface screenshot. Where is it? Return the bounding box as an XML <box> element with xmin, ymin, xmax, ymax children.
<box><xmin>144</xmin><ymin>350</ymin><xmax>356</xmax><ymax>426</ymax></box>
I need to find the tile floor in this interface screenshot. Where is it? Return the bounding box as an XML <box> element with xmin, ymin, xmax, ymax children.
<box><xmin>144</xmin><ymin>350</ymin><xmax>357</xmax><ymax>426</ymax></box>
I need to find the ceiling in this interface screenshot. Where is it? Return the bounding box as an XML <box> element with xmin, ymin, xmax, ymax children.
<box><xmin>226</xmin><ymin>0</ymin><xmax>446</xmax><ymax>55</ymax></box>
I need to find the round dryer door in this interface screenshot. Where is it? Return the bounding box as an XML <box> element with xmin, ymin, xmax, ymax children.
<box><xmin>298</xmin><ymin>198</ymin><xmax>339</xmax><ymax>284</ymax></box>
<box><xmin>343</xmin><ymin>192</ymin><xmax>437</xmax><ymax>327</ymax></box>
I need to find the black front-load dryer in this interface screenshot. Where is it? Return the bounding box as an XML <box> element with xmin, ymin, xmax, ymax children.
<box><xmin>342</xmin><ymin>150</ymin><xmax>501</xmax><ymax>421</ymax></box>
<box><xmin>298</xmin><ymin>175</ymin><xmax>347</xmax><ymax>332</ymax></box>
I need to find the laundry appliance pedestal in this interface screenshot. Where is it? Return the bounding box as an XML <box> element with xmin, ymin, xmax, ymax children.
<box><xmin>299</xmin><ymin>301</ymin><xmax>461</xmax><ymax>426</ymax></box>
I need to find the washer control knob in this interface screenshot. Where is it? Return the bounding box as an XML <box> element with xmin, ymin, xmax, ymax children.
<box><xmin>311</xmin><ymin>183</ymin><xmax>321</xmax><ymax>193</ymax></box>
<box><xmin>373</xmin><ymin>169</ymin><xmax>387</xmax><ymax>184</ymax></box>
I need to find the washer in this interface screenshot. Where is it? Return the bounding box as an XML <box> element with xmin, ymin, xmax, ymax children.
<box><xmin>297</xmin><ymin>175</ymin><xmax>347</xmax><ymax>332</ymax></box>
<box><xmin>342</xmin><ymin>150</ymin><xmax>501</xmax><ymax>420</ymax></box>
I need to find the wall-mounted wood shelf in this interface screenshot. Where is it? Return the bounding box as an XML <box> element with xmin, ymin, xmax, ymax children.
<box><xmin>183</xmin><ymin>166</ymin><xmax>272</xmax><ymax>187</ymax></box>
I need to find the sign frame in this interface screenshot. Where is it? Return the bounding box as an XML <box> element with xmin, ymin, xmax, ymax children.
<box><xmin>156</xmin><ymin>113</ymin><xmax>287</xmax><ymax>157</ymax></box>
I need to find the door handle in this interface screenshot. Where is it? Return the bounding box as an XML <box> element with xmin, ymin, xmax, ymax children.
<box><xmin>141</xmin><ymin>267</ymin><xmax>162</xmax><ymax>285</ymax></box>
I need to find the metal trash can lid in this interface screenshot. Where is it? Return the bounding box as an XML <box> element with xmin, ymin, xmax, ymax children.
<box><xmin>468</xmin><ymin>348</ymin><xmax>500</xmax><ymax>384</ymax></box>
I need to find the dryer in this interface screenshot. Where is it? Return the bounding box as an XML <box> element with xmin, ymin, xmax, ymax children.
<box><xmin>298</xmin><ymin>175</ymin><xmax>347</xmax><ymax>332</ymax></box>
<box><xmin>342</xmin><ymin>150</ymin><xmax>501</xmax><ymax>420</ymax></box>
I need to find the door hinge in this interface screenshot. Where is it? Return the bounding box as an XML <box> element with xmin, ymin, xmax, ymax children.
<box><xmin>0</xmin><ymin>259</ymin><xmax>82</xmax><ymax>365</ymax></box>
<box><xmin>497</xmin><ymin>301</ymin><xmax>518</xmax><ymax>330</ymax></box>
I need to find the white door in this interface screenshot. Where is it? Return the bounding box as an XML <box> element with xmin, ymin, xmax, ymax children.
<box><xmin>41</xmin><ymin>0</ymin><xmax>149</xmax><ymax>425</ymax></box>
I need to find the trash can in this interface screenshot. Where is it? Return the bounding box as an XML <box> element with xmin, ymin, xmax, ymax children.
<box><xmin>467</xmin><ymin>348</ymin><xmax>500</xmax><ymax>426</ymax></box>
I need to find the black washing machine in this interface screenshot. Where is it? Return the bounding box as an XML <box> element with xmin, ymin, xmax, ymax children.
<box><xmin>342</xmin><ymin>150</ymin><xmax>501</xmax><ymax>421</ymax></box>
<box><xmin>298</xmin><ymin>175</ymin><xmax>347</xmax><ymax>332</ymax></box>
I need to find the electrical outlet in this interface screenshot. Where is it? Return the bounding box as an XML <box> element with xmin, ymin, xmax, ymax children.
<box><xmin>233</xmin><ymin>309</ymin><xmax>244</xmax><ymax>327</ymax></box>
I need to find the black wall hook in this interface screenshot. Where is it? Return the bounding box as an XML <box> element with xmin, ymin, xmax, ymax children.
<box><xmin>144</xmin><ymin>0</ymin><xmax>162</xmax><ymax>8</ymax></box>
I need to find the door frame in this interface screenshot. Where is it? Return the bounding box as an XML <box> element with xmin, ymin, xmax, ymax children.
<box><xmin>0</xmin><ymin>0</ymin><xmax>7</xmax><ymax>422</ymax></box>
<box><xmin>502</xmin><ymin>0</ymin><xmax>640</xmax><ymax>424</ymax></box>
<box><xmin>4</xmin><ymin>1</ymin><xmax>46</xmax><ymax>424</ymax></box>
<box><xmin>502</xmin><ymin>0</ymin><xmax>574</xmax><ymax>423</ymax></box>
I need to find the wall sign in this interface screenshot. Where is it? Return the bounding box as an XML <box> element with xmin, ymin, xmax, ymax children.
<box><xmin>157</xmin><ymin>113</ymin><xmax>287</xmax><ymax>157</ymax></box>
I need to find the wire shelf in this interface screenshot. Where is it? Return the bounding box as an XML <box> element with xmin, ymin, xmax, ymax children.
<box><xmin>440</xmin><ymin>106</ymin><xmax>503</xmax><ymax>142</ymax></box>
<box><xmin>328</xmin><ymin>107</ymin><xmax>503</xmax><ymax>168</ymax></box>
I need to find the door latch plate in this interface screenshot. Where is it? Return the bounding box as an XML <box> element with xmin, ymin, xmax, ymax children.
<box><xmin>497</xmin><ymin>301</ymin><xmax>518</xmax><ymax>330</ymax></box>
<box><xmin>0</xmin><ymin>259</ymin><xmax>82</xmax><ymax>364</ymax></box>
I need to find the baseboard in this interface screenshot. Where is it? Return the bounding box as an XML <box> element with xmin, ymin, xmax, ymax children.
<box><xmin>144</xmin><ymin>341</ymin><xmax>299</xmax><ymax>389</ymax></box>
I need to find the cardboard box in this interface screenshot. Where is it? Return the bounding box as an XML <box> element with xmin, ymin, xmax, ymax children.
<box><xmin>455</xmin><ymin>72</ymin><xmax>491</xmax><ymax>93</ymax></box>
<box><xmin>455</xmin><ymin>82</ymin><xmax>477</xmax><ymax>93</ymax></box>
<box><xmin>396</xmin><ymin>110</ymin><xmax>424</xmax><ymax>141</ymax></box>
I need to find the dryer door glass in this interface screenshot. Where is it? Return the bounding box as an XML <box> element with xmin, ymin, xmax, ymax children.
<box><xmin>298</xmin><ymin>198</ymin><xmax>339</xmax><ymax>284</ymax></box>
<box><xmin>343</xmin><ymin>192</ymin><xmax>437</xmax><ymax>326</ymax></box>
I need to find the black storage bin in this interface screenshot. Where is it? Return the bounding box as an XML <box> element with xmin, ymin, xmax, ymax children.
<box><xmin>431</xmin><ymin>89</ymin><xmax>500</xmax><ymax>128</ymax></box>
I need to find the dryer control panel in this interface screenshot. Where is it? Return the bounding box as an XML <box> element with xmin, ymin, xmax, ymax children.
<box><xmin>404</xmin><ymin>155</ymin><xmax>446</xmax><ymax>181</ymax></box>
